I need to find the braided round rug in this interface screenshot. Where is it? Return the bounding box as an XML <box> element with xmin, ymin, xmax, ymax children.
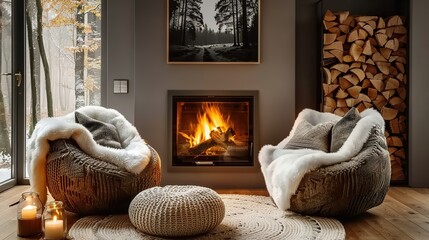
<box><xmin>69</xmin><ymin>194</ymin><xmax>345</xmax><ymax>240</ymax></box>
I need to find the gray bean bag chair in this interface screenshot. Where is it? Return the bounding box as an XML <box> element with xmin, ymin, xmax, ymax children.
<box><xmin>289</xmin><ymin>126</ymin><xmax>390</xmax><ymax>216</ymax></box>
<box><xmin>259</xmin><ymin>108</ymin><xmax>390</xmax><ymax>217</ymax></box>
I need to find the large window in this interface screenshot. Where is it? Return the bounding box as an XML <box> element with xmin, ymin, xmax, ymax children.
<box><xmin>24</xmin><ymin>0</ymin><xmax>102</xmax><ymax>177</ymax></box>
<box><xmin>0</xmin><ymin>0</ymin><xmax>103</xmax><ymax>189</ymax></box>
<box><xmin>25</xmin><ymin>0</ymin><xmax>102</xmax><ymax>123</ymax></box>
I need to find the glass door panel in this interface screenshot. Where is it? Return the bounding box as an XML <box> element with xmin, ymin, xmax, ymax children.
<box><xmin>0</xmin><ymin>0</ymin><xmax>14</xmax><ymax>188</ymax></box>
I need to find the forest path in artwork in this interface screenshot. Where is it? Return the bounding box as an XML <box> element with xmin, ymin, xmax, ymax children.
<box><xmin>169</xmin><ymin>44</ymin><xmax>255</xmax><ymax>62</ymax></box>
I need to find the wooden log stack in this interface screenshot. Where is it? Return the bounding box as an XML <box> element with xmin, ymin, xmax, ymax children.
<box><xmin>321</xmin><ymin>10</ymin><xmax>408</xmax><ymax>181</ymax></box>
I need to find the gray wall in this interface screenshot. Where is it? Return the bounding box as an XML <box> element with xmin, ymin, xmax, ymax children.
<box><xmin>133</xmin><ymin>0</ymin><xmax>295</xmax><ymax>188</ymax></box>
<box><xmin>409</xmin><ymin>0</ymin><xmax>429</xmax><ymax>187</ymax></box>
<box><xmin>105</xmin><ymin>0</ymin><xmax>135</xmax><ymax>121</ymax></box>
<box><xmin>104</xmin><ymin>0</ymin><xmax>429</xmax><ymax>187</ymax></box>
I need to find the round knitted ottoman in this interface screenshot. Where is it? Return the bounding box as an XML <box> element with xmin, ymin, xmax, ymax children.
<box><xmin>128</xmin><ymin>185</ymin><xmax>225</xmax><ymax>237</ymax></box>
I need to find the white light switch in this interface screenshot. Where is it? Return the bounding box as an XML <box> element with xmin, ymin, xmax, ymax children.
<box><xmin>113</xmin><ymin>79</ymin><xmax>128</xmax><ymax>94</ymax></box>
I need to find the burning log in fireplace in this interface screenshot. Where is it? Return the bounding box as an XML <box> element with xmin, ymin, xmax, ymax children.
<box><xmin>188</xmin><ymin>127</ymin><xmax>236</xmax><ymax>155</ymax></box>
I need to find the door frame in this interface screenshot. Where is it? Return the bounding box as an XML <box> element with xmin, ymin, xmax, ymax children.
<box><xmin>14</xmin><ymin>0</ymin><xmax>27</xmax><ymax>185</ymax></box>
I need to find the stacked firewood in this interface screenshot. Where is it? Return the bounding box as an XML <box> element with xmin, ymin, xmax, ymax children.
<box><xmin>321</xmin><ymin>10</ymin><xmax>407</xmax><ymax>181</ymax></box>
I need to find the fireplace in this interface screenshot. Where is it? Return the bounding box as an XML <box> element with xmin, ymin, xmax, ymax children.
<box><xmin>169</xmin><ymin>91</ymin><xmax>257</xmax><ymax>167</ymax></box>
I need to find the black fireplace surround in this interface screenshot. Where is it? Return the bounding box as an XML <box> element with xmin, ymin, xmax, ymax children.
<box><xmin>169</xmin><ymin>90</ymin><xmax>258</xmax><ymax>167</ymax></box>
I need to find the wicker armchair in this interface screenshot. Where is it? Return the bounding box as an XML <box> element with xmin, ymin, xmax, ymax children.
<box><xmin>46</xmin><ymin>139</ymin><xmax>161</xmax><ymax>215</ymax></box>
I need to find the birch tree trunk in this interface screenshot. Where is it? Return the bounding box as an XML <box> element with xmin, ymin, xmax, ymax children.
<box><xmin>87</xmin><ymin>11</ymin><xmax>100</xmax><ymax>105</ymax></box>
<box><xmin>74</xmin><ymin>3</ymin><xmax>85</xmax><ymax>109</ymax></box>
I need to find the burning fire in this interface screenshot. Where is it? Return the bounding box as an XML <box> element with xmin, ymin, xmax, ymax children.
<box><xmin>180</xmin><ymin>103</ymin><xmax>234</xmax><ymax>148</ymax></box>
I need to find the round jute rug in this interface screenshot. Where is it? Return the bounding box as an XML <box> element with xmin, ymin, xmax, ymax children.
<box><xmin>69</xmin><ymin>194</ymin><xmax>345</xmax><ymax>240</ymax></box>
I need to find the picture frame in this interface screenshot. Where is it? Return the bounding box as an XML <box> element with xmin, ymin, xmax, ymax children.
<box><xmin>167</xmin><ymin>0</ymin><xmax>260</xmax><ymax>64</ymax></box>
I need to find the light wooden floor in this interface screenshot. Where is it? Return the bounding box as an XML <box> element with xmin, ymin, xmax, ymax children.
<box><xmin>1</xmin><ymin>186</ymin><xmax>428</xmax><ymax>239</ymax></box>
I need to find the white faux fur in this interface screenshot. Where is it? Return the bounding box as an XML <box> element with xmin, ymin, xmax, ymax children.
<box><xmin>258</xmin><ymin>108</ymin><xmax>385</xmax><ymax>211</ymax></box>
<box><xmin>27</xmin><ymin>106</ymin><xmax>152</xmax><ymax>204</ymax></box>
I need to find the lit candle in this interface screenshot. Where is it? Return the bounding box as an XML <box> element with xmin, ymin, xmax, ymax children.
<box><xmin>21</xmin><ymin>205</ymin><xmax>37</xmax><ymax>220</ymax></box>
<box><xmin>44</xmin><ymin>216</ymin><xmax>64</xmax><ymax>239</ymax></box>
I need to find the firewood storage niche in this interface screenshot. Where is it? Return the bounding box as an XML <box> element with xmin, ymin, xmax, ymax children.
<box><xmin>321</xmin><ymin>7</ymin><xmax>409</xmax><ymax>182</ymax></box>
<box><xmin>170</xmin><ymin>91</ymin><xmax>256</xmax><ymax>167</ymax></box>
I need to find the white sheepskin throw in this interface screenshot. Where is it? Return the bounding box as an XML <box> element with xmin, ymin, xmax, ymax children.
<box><xmin>27</xmin><ymin>106</ymin><xmax>151</xmax><ymax>204</ymax></box>
<box><xmin>258</xmin><ymin>108</ymin><xmax>385</xmax><ymax>211</ymax></box>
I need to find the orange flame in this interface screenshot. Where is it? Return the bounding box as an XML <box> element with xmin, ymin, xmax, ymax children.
<box><xmin>180</xmin><ymin>103</ymin><xmax>233</xmax><ymax>148</ymax></box>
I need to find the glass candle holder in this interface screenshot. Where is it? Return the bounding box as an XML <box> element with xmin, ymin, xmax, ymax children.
<box><xmin>43</xmin><ymin>201</ymin><xmax>67</xmax><ymax>240</ymax></box>
<box><xmin>17</xmin><ymin>192</ymin><xmax>43</xmax><ymax>237</ymax></box>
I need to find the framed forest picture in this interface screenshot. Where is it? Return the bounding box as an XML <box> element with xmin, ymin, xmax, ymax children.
<box><xmin>167</xmin><ymin>0</ymin><xmax>260</xmax><ymax>64</ymax></box>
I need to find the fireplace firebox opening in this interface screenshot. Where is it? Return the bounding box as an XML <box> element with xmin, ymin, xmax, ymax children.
<box><xmin>169</xmin><ymin>91</ymin><xmax>257</xmax><ymax>167</ymax></box>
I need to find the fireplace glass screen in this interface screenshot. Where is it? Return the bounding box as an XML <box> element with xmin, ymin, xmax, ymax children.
<box><xmin>172</xmin><ymin>95</ymin><xmax>254</xmax><ymax>166</ymax></box>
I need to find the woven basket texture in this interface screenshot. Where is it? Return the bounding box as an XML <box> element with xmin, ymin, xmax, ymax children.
<box><xmin>46</xmin><ymin>139</ymin><xmax>161</xmax><ymax>215</ymax></box>
<box><xmin>129</xmin><ymin>185</ymin><xmax>225</xmax><ymax>237</ymax></box>
<box><xmin>290</xmin><ymin>126</ymin><xmax>391</xmax><ymax>217</ymax></box>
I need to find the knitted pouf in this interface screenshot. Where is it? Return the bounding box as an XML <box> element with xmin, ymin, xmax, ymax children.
<box><xmin>128</xmin><ymin>185</ymin><xmax>225</xmax><ymax>237</ymax></box>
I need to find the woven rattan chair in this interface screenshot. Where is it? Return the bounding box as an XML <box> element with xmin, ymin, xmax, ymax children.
<box><xmin>289</xmin><ymin>126</ymin><xmax>390</xmax><ymax>217</ymax></box>
<box><xmin>46</xmin><ymin>139</ymin><xmax>161</xmax><ymax>215</ymax></box>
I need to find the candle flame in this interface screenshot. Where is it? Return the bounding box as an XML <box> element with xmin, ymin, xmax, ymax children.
<box><xmin>53</xmin><ymin>216</ymin><xmax>57</xmax><ymax>221</ymax></box>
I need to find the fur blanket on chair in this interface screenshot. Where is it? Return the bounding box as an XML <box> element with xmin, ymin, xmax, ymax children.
<box><xmin>258</xmin><ymin>108</ymin><xmax>385</xmax><ymax>211</ymax></box>
<box><xmin>27</xmin><ymin>106</ymin><xmax>151</xmax><ymax>204</ymax></box>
